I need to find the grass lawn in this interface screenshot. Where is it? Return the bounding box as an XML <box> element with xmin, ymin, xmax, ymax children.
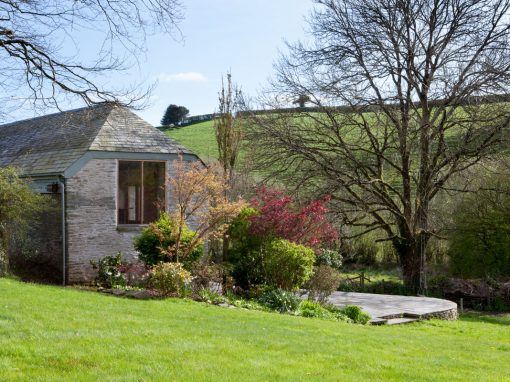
<box><xmin>163</xmin><ymin>121</ymin><xmax>218</xmax><ymax>162</ymax></box>
<box><xmin>1</xmin><ymin>279</ymin><xmax>509</xmax><ymax>381</ymax></box>
<box><xmin>341</xmin><ymin>268</ymin><xmax>403</xmax><ymax>284</ymax></box>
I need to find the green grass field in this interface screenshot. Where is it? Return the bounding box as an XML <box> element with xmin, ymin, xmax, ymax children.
<box><xmin>1</xmin><ymin>278</ymin><xmax>509</xmax><ymax>381</ymax></box>
<box><xmin>163</xmin><ymin>121</ymin><xmax>218</xmax><ymax>162</ymax></box>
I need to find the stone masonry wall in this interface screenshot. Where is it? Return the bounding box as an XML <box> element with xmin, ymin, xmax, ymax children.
<box><xmin>66</xmin><ymin>159</ymin><xmax>124</xmax><ymax>283</ymax></box>
<box><xmin>65</xmin><ymin>157</ymin><xmax>195</xmax><ymax>284</ymax></box>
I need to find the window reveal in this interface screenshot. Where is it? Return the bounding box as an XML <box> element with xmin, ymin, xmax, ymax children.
<box><xmin>118</xmin><ymin>161</ymin><xmax>165</xmax><ymax>224</ymax></box>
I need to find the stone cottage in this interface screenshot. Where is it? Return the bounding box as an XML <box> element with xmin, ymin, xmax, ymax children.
<box><xmin>0</xmin><ymin>103</ymin><xmax>200</xmax><ymax>284</ymax></box>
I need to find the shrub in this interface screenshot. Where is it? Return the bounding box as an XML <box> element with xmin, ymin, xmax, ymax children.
<box><xmin>297</xmin><ymin>300</ymin><xmax>333</xmax><ymax>319</ymax></box>
<box><xmin>340</xmin><ymin>305</ymin><xmax>371</xmax><ymax>324</ymax></box>
<box><xmin>315</xmin><ymin>249</ymin><xmax>343</xmax><ymax>270</ymax></box>
<box><xmin>297</xmin><ymin>300</ymin><xmax>351</xmax><ymax>322</ymax></box>
<box><xmin>262</xmin><ymin>239</ymin><xmax>315</xmax><ymax>290</ymax></box>
<box><xmin>248</xmin><ymin>186</ymin><xmax>338</xmax><ymax>250</ymax></box>
<box><xmin>191</xmin><ymin>262</ymin><xmax>225</xmax><ymax>293</ymax></box>
<box><xmin>258</xmin><ymin>288</ymin><xmax>301</xmax><ymax>313</ymax></box>
<box><xmin>134</xmin><ymin>213</ymin><xmax>203</xmax><ymax>269</ymax></box>
<box><xmin>0</xmin><ymin>167</ymin><xmax>46</xmax><ymax>276</ymax></box>
<box><xmin>198</xmin><ymin>289</ymin><xmax>227</xmax><ymax>304</ymax></box>
<box><xmin>229</xmin><ymin>204</ymin><xmax>333</xmax><ymax>292</ymax></box>
<box><xmin>228</xmin><ymin>207</ymin><xmax>265</xmax><ymax>290</ymax></box>
<box><xmin>322</xmin><ymin>304</ymin><xmax>352</xmax><ymax>322</ymax></box>
<box><xmin>116</xmin><ymin>262</ymin><xmax>149</xmax><ymax>288</ymax></box>
<box><xmin>227</xmin><ymin>296</ymin><xmax>267</xmax><ymax>311</ymax></box>
<box><xmin>305</xmin><ymin>265</ymin><xmax>342</xmax><ymax>303</ymax></box>
<box><xmin>91</xmin><ymin>253</ymin><xmax>149</xmax><ymax>289</ymax></box>
<box><xmin>90</xmin><ymin>253</ymin><xmax>126</xmax><ymax>288</ymax></box>
<box><xmin>149</xmin><ymin>262</ymin><xmax>193</xmax><ymax>296</ymax></box>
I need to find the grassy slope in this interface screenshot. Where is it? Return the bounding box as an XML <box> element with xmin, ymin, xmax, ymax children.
<box><xmin>163</xmin><ymin>121</ymin><xmax>218</xmax><ymax>162</ymax></box>
<box><xmin>1</xmin><ymin>279</ymin><xmax>509</xmax><ymax>382</ymax></box>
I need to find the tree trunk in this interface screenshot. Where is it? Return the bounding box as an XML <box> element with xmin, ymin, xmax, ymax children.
<box><xmin>393</xmin><ymin>235</ymin><xmax>428</xmax><ymax>294</ymax></box>
<box><xmin>222</xmin><ymin>232</ymin><xmax>229</xmax><ymax>263</ymax></box>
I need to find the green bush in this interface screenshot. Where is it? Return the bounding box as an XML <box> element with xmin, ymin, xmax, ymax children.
<box><xmin>149</xmin><ymin>262</ymin><xmax>193</xmax><ymax>296</ymax></box>
<box><xmin>322</xmin><ymin>304</ymin><xmax>352</xmax><ymax>322</ymax></box>
<box><xmin>258</xmin><ymin>288</ymin><xmax>301</xmax><ymax>313</ymax></box>
<box><xmin>262</xmin><ymin>239</ymin><xmax>315</xmax><ymax>290</ymax></box>
<box><xmin>134</xmin><ymin>213</ymin><xmax>203</xmax><ymax>269</ymax></box>
<box><xmin>198</xmin><ymin>289</ymin><xmax>227</xmax><ymax>304</ymax></box>
<box><xmin>90</xmin><ymin>252</ymin><xmax>126</xmax><ymax>288</ymax></box>
<box><xmin>340</xmin><ymin>305</ymin><xmax>371</xmax><ymax>324</ymax></box>
<box><xmin>297</xmin><ymin>300</ymin><xmax>351</xmax><ymax>322</ymax></box>
<box><xmin>315</xmin><ymin>248</ymin><xmax>343</xmax><ymax>270</ymax></box>
<box><xmin>228</xmin><ymin>297</ymin><xmax>267</xmax><ymax>311</ymax></box>
<box><xmin>0</xmin><ymin>167</ymin><xmax>45</xmax><ymax>276</ymax></box>
<box><xmin>228</xmin><ymin>207</ymin><xmax>265</xmax><ymax>290</ymax></box>
<box><xmin>449</xmin><ymin>194</ymin><xmax>510</xmax><ymax>278</ymax></box>
<box><xmin>297</xmin><ymin>300</ymin><xmax>333</xmax><ymax>319</ymax></box>
<box><xmin>305</xmin><ymin>265</ymin><xmax>342</xmax><ymax>303</ymax></box>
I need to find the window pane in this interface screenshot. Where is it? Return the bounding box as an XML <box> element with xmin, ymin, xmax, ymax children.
<box><xmin>118</xmin><ymin>161</ymin><xmax>142</xmax><ymax>224</ymax></box>
<box><xmin>143</xmin><ymin>162</ymin><xmax>166</xmax><ymax>223</ymax></box>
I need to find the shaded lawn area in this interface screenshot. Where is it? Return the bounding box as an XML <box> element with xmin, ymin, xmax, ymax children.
<box><xmin>341</xmin><ymin>268</ymin><xmax>403</xmax><ymax>284</ymax></box>
<box><xmin>0</xmin><ymin>278</ymin><xmax>509</xmax><ymax>382</ymax></box>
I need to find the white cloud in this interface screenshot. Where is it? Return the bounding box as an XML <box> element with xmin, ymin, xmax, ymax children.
<box><xmin>156</xmin><ymin>72</ymin><xmax>207</xmax><ymax>82</ymax></box>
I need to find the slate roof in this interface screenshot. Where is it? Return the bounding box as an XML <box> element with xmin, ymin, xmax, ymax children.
<box><xmin>0</xmin><ymin>103</ymin><xmax>193</xmax><ymax>176</ymax></box>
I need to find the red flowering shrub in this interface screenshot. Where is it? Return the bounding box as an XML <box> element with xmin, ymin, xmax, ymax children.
<box><xmin>248</xmin><ymin>186</ymin><xmax>339</xmax><ymax>250</ymax></box>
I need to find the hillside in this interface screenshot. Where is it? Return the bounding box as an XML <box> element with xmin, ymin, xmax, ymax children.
<box><xmin>162</xmin><ymin>120</ymin><xmax>218</xmax><ymax>162</ymax></box>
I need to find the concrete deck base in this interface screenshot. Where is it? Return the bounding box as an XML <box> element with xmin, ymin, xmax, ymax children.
<box><xmin>326</xmin><ymin>292</ymin><xmax>458</xmax><ymax>324</ymax></box>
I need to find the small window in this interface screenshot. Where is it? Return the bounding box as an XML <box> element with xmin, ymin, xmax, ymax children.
<box><xmin>118</xmin><ymin>161</ymin><xmax>165</xmax><ymax>224</ymax></box>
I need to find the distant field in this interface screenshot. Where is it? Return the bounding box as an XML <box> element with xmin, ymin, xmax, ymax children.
<box><xmin>163</xmin><ymin>106</ymin><xmax>509</xmax><ymax>165</ymax></box>
<box><xmin>162</xmin><ymin>121</ymin><xmax>218</xmax><ymax>162</ymax></box>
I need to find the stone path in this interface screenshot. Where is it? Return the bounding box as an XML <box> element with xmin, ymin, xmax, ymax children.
<box><xmin>326</xmin><ymin>291</ymin><xmax>458</xmax><ymax>324</ymax></box>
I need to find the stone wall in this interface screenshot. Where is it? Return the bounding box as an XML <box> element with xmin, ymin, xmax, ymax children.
<box><xmin>66</xmin><ymin>158</ymin><xmax>186</xmax><ymax>283</ymax></box>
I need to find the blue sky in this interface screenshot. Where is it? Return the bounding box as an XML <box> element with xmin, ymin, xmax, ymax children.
<box><xmin>133</xmin><ymin>0</ymin><xmax>313</xmax><ymax>125</ymax></box>
<box><xmin>5</xmin><ymin>1</ymin><xmax>314</xmax><ymax>125</ymax></box>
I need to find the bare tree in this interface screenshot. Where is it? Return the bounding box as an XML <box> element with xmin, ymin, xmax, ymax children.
<box><xmin>214</xmin><ymin>72</ymin><xmax>243</xmax><ymax>261</ymax></box>
<box><xmin>246</xmin><ymin>0</ymin><xmax>510</xmax><ymax>292</ymax></box>
<box><xmin>0</xmin><ymin>0</ymin><xmax>183</xmax><ymax>116</ymax></box>
<box><xmin>215</xmin><ymin>72</ymin><xmax>243</xmax><ymax>182</ymax></box>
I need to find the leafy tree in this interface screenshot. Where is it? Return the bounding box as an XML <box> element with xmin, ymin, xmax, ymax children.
<box><xmin>161</xmin><ymin>104</ymin><xmax>189</xmax><ymax>126</ymax></box>
<box><xmin>228</xmin><ymin>207</ymin><xmax>265</xmax><ymax>289</ymax></box>
<box><xmin>449</xmin><ymin>171</ymin><xmax>510</xmax><ymax>278</ymax></box>
<box><xmin>247</xmin><ymin>0</ymin><xmax>510</xmax><ymax>292</ymax></box>
<box><xmin>249</xmin><ymin>186</ymin><xmax>338</xmax><ymax>250</ymax></box>
<box><xmin>134</xmin><ymin>213</ymin><xmax>203</xmax><ymax>269</ymax></box>
<box><xmin>0</xmin><ymin>1</ymin><xmax>183</xmax><ymax>115</ymax></box>
<box><xmin>0</xmin><ymin>168</ymin><xmax>45</xmax><ymax>275</ymax></box>
<box><xmin>228</xmin><ymin>188</ymin><xmax>338</xmax><ymax>290</ymax></box>
<box><xmin>166</xmin><ymin>156</ymin><xmax>246</xmax><ymax>262</ymax></box>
